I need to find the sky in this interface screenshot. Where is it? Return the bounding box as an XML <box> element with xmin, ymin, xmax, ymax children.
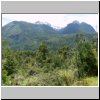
<box><xmin>2</xmin><ymin>14</ymin><xmax>98</xmax><ymax>31</ymax></box>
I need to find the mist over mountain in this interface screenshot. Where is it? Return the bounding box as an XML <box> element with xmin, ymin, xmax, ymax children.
<box><xmin>2</xmin><ymin>20</ymin><xmax>97</xmax><ymax>50</ymax></box>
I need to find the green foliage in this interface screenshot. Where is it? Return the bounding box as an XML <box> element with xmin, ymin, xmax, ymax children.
<box><xmin>58</xmin><ymin>69</ymin><xmax>78</xmax><ymax>86</ymax></box>
<box><xmin>79</xmin><ymin>41</ymin><xmax>98</xmax><ymax>76</ymax></box>
<box><xmin>73</xmin><ymin>76</ymin><xmax>98</xmax><ymax>86</ymax></box>
<box><xmin>75</xmin><ymin>34</ymin><xmax>98</xmax><ymax>77</ymax></box>
<box><xmin>2</xmin><ymin>34</ymin><xmax>98</xmax><ymax>86</ymax></box>
<box><xmin>3</xmin><ymin>56</ymin><xmax>18</xmax><ymax>75</ymax></box>
<box><xmin>58</xmin><ymin>46</ymin><xmax>71</xmax><ymax>60</ymax></box>
<box><xmin>35</xmin><ymin>42</ymin><xmax>48</xmax><ymax>62</ymax></box>
<box><xmin>2</xmin><ymin>70</ymin><xmax>11</xmax><ymax>85</ymax></box>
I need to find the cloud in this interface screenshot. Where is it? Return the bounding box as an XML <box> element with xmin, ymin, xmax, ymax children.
<box><xmin>2</xmin><ymin>14</ymin><xmax>98</xmax><ymax>30</ymax></box>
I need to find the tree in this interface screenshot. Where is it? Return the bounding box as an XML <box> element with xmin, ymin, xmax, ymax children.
<box><xmin>2</xmin><ymin>39</ymin><xmax>12</xmax><ymax>58</ymax></box>
<box><xmin>35</xmin><ymin>42</ymin><xmax>48</xmax><ymax>65</ymax></box>
<box><xmin>2</xmin><ymin>69</ymin><xmax>11</xmax><ymax>85</ymax></box>
<box><xmin>75</xmin><ymin>34</ymin><xmax>98</xmax><ymax>77</ymax></box>
<box><xmin>58</xmin><ymin>46</ymin><xmax>71</xmax><ymax>60</ymax></box>
<box><xmin>79</xmin><ymin>41</ymin><xmax>98</xmax><ymax>76</ymax></box>
<box><xmin>4</xmin><ymin>56</ymin><xmax>18</xmax><ymax>75</ymax></box>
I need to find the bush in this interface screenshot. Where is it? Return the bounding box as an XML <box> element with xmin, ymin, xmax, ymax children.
<box><xmin>2</xmin><ymin>70</ymin><xmax>11</xmax><ymax>85</ymax></box>
<box><xmin>58</xmin><ymin>69</ymin><xmax>78</xmax><ymax>86</ymax></box>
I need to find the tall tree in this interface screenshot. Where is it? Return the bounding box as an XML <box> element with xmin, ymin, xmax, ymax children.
<box><xmin>35</xmin><ymin>42</ymin><xmax>48</xmax><ymax>65</ymax></box>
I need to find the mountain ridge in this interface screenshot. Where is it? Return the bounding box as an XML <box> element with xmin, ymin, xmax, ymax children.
<box><xmin>2</xmin><ymin>20</ymin><xmax>96</xmax><ymax>33</ymax></box>
<box><xmin>2</xmin><ymin>20</ymin><xmax>97</xmax><ymax>51</ymax></box>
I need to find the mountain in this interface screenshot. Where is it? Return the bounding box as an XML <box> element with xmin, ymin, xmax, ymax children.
<box><xmin>2</xmin><ymin>21</ymin><xmax>57</xmax><ymax>37</ymax></box>
<box><xmin>60</xmin><ymin>21</ymin><xmax>96</xmax><ymax>34</ymax></box>
<box><xmin>2</xmin><ymin>20</ymin><xmax>97</xmax><ymax>50</ymax></box>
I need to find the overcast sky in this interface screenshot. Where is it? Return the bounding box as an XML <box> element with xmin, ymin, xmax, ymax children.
<box><xmin>2</xmin><ymin>14</ymin><xmax>98</xmax><ymax>31</ymax></box>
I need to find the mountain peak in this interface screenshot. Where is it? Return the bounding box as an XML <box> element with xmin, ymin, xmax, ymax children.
<box><xmin>11</xmin><ymin>21</ymin><xmax>20</xmax><ymax>24</ymax></box>
<box><xmin>72</xmin><ymin>20</ymin><xmax>80</xmax><ymax>24</ymax></box>
<box><xmin>35</xmin><ymin>21</ymin><xmax>44</xmax><ymax>24</ymax></box>
<box><xmin>61</xmin><ymin>20</ymin><xmax>96</xmax><ymax>34</ymax></box>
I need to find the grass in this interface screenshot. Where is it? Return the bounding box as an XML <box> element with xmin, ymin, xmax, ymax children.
<box><xmin>83</xmin><ymin>76</ymin><xmax>98</xmax><ymax>86</ymax></box>
<box><xmin>73</xmin><ymin>76</ymin><xmax>98</xmax><ymax>86</ymax></box>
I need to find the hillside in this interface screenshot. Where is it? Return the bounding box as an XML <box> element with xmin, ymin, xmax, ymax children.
<box><xmin>2</xmin><ymin>20</ymin><xmax>97</xmax><ymax>50</ymax></box>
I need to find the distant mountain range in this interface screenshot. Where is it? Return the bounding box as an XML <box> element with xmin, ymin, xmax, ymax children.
<box><xmin>60</xmin><ymin>20</ymin><xmax>96</xmax><ymax>34</ymax></box>
<box><xmin>2</xmin><ymin>20</ymin><xmax>97</xmax><ymax>50</ymax></box>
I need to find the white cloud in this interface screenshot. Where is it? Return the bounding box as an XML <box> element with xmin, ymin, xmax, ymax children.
<box><xmin>2</xmin><ymin>14</ymin><xmax>98</xmax><ymax>31</ymax></box>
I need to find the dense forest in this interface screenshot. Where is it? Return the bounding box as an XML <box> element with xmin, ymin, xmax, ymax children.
<box><xmin>2</xmin><ymin>34</ymin><xmax>98</xmax><ymax>86</ymax></box>
<box><xmin>2</xmin><ymin>20</ymin><xmax>98</xmax><ymax>86</ymax></box>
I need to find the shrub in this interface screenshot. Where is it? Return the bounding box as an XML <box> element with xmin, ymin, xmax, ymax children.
<box><xmin>58</xmin><ymin>69</ymin><xmax>78</xmax><ymax>86</ymax></box>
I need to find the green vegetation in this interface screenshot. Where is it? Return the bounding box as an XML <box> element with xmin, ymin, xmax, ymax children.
<box><xmin>2</xmin><ymin>34</ymin><xmax>98</xmax><ymax>86</ymax></box>
<box><xmin>2</xmin><ymin>21</ymin><xmax>97</xmax><ymax>51</ymax></box>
